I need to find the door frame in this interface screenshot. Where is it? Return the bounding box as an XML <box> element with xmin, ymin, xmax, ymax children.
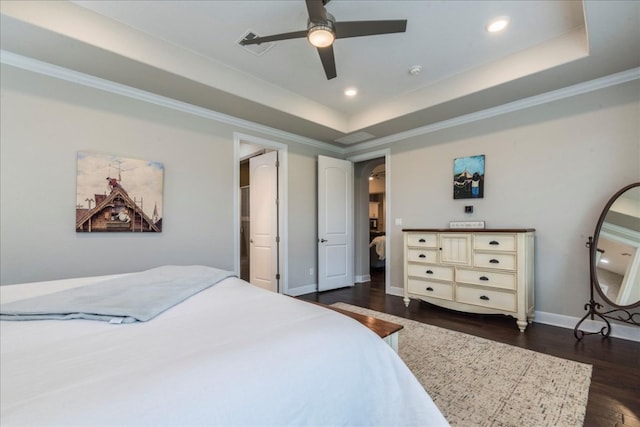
<box><xmin>347</xmin><ymin>148</ymin><xmax>391</xmax><ymax>295</ymax></box>
<box><xmin>233</xmin><ymin>133</ymin><xmax>288</xmax><ymax>294</ymax></box>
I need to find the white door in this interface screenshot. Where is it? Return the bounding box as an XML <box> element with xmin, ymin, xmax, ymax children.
<box><xmin>250</xmin><ymin>151</ymin><xmax>278</xmax><ymax>292</ymax></box>
<box><xmin>318</xmin><ymin>155</ymin><xmax>354</xmax><ymax>291</ymax></box>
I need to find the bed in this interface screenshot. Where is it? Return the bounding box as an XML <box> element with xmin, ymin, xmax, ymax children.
<box><xmin>370</xmin><ymin>232</ymin><xmax>386</xmax><ymax>269</ymax></box>
<box><xmin>0</xmin><ymin>265</ymin><xmax>448</xmax><ymax>426</ymax></box>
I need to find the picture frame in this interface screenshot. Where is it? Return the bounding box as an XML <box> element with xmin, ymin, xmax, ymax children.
<box><xmin>75</xmin><ymin>151</ymin><xmax>164</xmax><ymax>232</ymax></box>
<box><xmin>453</xmin><ymin>155</ymin><xmax>485</xmax><ymax>199</ymax></box>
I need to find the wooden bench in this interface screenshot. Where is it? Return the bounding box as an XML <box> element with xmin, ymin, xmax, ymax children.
<box><xmin>310</xmin><ymin>302</ymin><xmax>403</xmax><ymax>352</ymax></box>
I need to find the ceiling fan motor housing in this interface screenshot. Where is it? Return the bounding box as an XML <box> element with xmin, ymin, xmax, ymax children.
<box><xmin>308</xmin><ymin>12</ymin><xmax>335</xmax><ymax>27</ymax></box>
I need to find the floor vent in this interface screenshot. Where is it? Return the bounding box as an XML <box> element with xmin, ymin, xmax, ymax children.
<box><xmin>238</xmin><ymin>30</ymin><xmax>274</xmax><ymax>56</ymax></box>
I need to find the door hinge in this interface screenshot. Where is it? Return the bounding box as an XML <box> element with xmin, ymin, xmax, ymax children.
<box><xmin>275</xmin><ymin>273</ymin><xmax>280</xmax><ymax>280</ymax></box>
<box><xmin>276</xmin><ymin>236</ymin><xmax>280</xmax><ymax>243</ymax></box>
<box><xmin>275</xmin><ymin>160</ymin><xmax>280</xmax><ymax>168</ymax></box>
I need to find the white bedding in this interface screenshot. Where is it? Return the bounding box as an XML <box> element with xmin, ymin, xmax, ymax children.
<box><xmin>0</xmin><ymin>265</ymin><xmax>234</xmax><ymax>322</ymax></box>
<box><xmin>370</xmin><ymin>235</ymin><xmax>386</xmax><ymax>260</ymax></box>
<box><xmin>1</xmin><ymin>271</ymin><xmax>448</xmax><ymax>426</ymax></box>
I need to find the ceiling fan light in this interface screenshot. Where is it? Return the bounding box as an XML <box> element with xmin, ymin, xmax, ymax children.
<box><xmin>308</xmin><ymin>25</ymin><xmax>335</xmax><ymax>48</ymax></box>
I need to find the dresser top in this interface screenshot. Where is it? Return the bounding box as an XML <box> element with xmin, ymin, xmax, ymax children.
<box><xmin>402</xmin><ymin>228</ymin><xmax>535</xmax><ymax>233</ymax></box>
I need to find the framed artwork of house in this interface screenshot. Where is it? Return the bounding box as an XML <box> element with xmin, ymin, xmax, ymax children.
<box><xmin>76</xmin><ymin>151</ymin><xmax>164</xmax><ymax>232</ymax></box>
<box><xmin>453</xmin><ymin>154</ymin><xmax>485</xmax><ymax>199</ymax></box>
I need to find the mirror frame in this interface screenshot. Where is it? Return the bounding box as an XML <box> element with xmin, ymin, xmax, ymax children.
<box><xmin>591</xmin><ymin>182</ymin><xmax>640</xmax><ymax>309</ymax></box>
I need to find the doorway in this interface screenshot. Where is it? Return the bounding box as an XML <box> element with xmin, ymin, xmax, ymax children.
<box><xmin>348</xmin><ymin>149</ymin><xmax>390</xmax><ymax>294</ymax></box>
<box><xmin>368</xmin><ymin>163</ymin><xmax>386</xmax><ymax>290</ymax></box>
<box><xmin>234</xmin><ymin>134</ymin><xmax>288</xmax><ymax>294</ymax></box>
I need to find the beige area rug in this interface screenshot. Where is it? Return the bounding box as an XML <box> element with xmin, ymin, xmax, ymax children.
<box><xmin>332</xmin><ymin>303</ymin><xmax>592</xmax><ymax>427</ymax></box>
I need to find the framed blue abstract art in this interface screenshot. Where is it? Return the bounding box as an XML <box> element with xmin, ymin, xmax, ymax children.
<box><xmin>453</xmin><ymin>155</ymin><xmax>485</xmax><ymax>199</ymax></box>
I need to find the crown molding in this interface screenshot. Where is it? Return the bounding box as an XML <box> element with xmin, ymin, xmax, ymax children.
<box><xmin>344</xmin><ymin>67</ymin><xmax>640</xmax><ymax>154</ymax></box>
<box><xmin>0</xmin><ymin>50</ymin><xmax>345</xmax><ymax>155</ymax></box>
<box><xmin>2</xmin><ymin>49</ymin><xmax>637</xmax><ymax>157</ymax></box>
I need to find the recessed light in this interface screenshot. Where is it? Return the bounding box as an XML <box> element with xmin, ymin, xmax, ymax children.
<box><xmin>486</xmin><ymin>16</ymin><xmax>509</xmax><ymax>33</ymax></box>
<box><xmin>344</xmin><ymin>88</ymin><xmax>358</xmax><ymax>97</ymax></box>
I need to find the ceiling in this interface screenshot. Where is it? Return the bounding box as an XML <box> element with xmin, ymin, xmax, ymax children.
<box><xmin>1</xmin><ymin>1</ymin><xmax>639</xmax><ymax>147</ymax></box>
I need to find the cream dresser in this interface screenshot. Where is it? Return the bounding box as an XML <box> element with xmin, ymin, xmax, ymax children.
<box><xmin>403</xmin><ymin>229</ymin><xmax>535</xmax><ymax>332</ymax></box>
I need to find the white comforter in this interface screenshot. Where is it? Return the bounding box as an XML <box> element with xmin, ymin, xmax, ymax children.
<box><xmin>370</xmin><ymin>235</ymin><xmax>386</xmax><ymax>260</ymax></box>
<box><xmin>1</xmin><ymin>272</ymin><xmax>448</xmax><ymax>426</ymax></box>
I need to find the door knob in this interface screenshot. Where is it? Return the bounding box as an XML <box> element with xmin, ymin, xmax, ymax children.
<box><xmin>319</xmin><ymin>238</ymin><xmax>327</xmax><ymax>243</ymax></box>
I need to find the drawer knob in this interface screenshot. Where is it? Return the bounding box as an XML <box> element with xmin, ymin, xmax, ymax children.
<box><xmin>489</xmin><ymin>259</ymin><xmax>499</xmax><ymax>264</ymax></box>
<box><xmin>418</xmin><ymin>254</ymin><xmax>426</xmax><ymax>258</ymax></box>
<box><xmin>479</xmin><ymin>276</ymin><xmax>489</xmax><ymax>281</ymax></box>
<box><xmin>426</xmin><ymin>270</ymin><xmax>434</xmax><ymax>274</ymax></box>
<box><xmin>426</xmin><ymin>287</ymin><xmax>434</xmax><ymax>292</ymax></box>
<box><xmin>418</xmin><ymin>238</ymin><xmax>426</xmax><ymax>243</ymax></box>
<box><xmin>489</xmin><ymin>240</ymin><xmax>500</xmax><ymax>245</ymax></box>
<box><xmin>479</xmin><ymin>295</ymin><xmax>490</xmax><ymax>301</ymax></box>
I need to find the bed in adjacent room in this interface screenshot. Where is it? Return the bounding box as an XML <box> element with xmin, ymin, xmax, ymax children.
<box><xmin>0</xmin><ymin>265</ymin><xmax>447</xmax><ymax>426</ymax></box>
<box><xmin>370</xmin><ymin>232</ymin><xmax>386</xmax><ymax>269</ymax></box>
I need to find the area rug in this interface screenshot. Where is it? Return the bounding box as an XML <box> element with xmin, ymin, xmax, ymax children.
<box><xmin>332</xmin><ymin>303</ymin><xmax>592</xmax><ymax>427</ymax></box>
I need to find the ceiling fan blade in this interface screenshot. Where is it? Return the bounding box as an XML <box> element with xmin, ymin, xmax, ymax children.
<box><xmin>306</xmin><ymin>0</ymin><xmax>327</xmax><ymax>23</ymax></box>
<box><xmin>240</xmin><ymin>30</ymin><xmax>308</xmax><ymax>46</ymax></box>
<box><xmin>316</xmin><ymin>45</ymin><xmax>337</xmax><ymax>80</ymax></box>
<box><xmin>335</xmin><ymin>20</ymin><xmax>407</xmax><ymax>39</ymax></box>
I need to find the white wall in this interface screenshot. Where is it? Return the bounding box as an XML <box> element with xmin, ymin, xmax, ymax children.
<box><xmin>2</xmin><ymin>61</ymin><xmax>639</xmax><ymax>323</ymax></box>
<box><xmin>0</xmin><ymin>64</ymin><xmax>332</xmax><ymax>290</ymax></box>
<box><xmin>354</xmin><ymin>80</ymin><xmax>639</xmax><ymax>319</ymax></box>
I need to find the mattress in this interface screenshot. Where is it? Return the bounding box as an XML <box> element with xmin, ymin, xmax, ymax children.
<box><xmin>0</xmin><ymin>269</ymin><xmax>448</xmax><ymax>426</ymax></box>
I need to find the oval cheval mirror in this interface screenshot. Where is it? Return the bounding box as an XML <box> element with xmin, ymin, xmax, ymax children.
<box><xmin>575</xmin><ymin>182</ymin><xmax>640</xmax><ymax>340</ymax></box>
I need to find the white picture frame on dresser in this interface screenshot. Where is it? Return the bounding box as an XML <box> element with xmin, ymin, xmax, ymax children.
<box><xmin>403</xmin><ymin>229</ymin><xmax>535</xmax><ymax>332</ymax></box>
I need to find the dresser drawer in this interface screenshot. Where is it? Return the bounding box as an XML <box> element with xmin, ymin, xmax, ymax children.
<box><xmin>408</xmin><ymin>278</ymin><xmax>454</xmax><ymax>301</ymax></box>
<box><xmin>474</xmin><ymin>234</ymin><xmax>516</xmax><ymax>252</ymax></box>
<box><xmin>456</xmin><ymin>268</ymin><xmax>516</xmax><ymax>290</ymax></box>
<box><xmin>407</xmin><ymin>248</ymin><xmax>438</xmax><ymax>263</ymax></box>
<box><xmin>406</xmin><ymin>233</ymin><xmax>437</xmax><ymax>247</ymax></box>
<box><xmin>473</xmin><ymin>252</ymin><xmax>516</xmax><ymax>271</ymax></box>
<box><xmin>407</xmin><ymin>263</ymin><xmax>454</xmax><ymax>282</ymax></box>
<box><xmin>456</xmin><ymin>285</ymin><xmax>516</xmax><ymax>312</ymax></box>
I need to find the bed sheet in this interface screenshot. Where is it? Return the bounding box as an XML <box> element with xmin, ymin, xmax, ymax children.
<box><xmin>1</xmin><ymin>273</ymin><xmax>448</xmax><ymax>426</ymax></box>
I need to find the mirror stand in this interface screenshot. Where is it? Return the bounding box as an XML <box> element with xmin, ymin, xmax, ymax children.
<box><xmin>574</xmin><ymin>237</ymin><xmax>640</xmax><ymax>340</ymax></box>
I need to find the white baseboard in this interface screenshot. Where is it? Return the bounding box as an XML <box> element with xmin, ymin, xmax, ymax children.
<box><xmin>387</xmin><ymin>286</ymin><xmax>404</xmax><ymax>298</ymax></box>
<box><xmin>355</xmin><ymin>274</ymin><xmax>370</xmax><ymax>283</ymax></box>
<box><xmin>286</xmin><ymin>283</ymin><xmax>317</xmax><ymax>297</ymax></box>
<box><xmin>534</xmin><ymin>310</ymin><xmax>640</xmax><ymax>342</ymax></box>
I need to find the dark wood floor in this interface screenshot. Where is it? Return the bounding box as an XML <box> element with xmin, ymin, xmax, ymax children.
<box><xmin>298</xmin><ymin>269</ymin><xmax>640</xmax><ymax>427</ymax></box>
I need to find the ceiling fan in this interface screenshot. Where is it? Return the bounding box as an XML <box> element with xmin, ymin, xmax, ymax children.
<box><xmin>240</xmin><ymin>0</ymin><xmax>407</xmax><ymax>80</ymax></box>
